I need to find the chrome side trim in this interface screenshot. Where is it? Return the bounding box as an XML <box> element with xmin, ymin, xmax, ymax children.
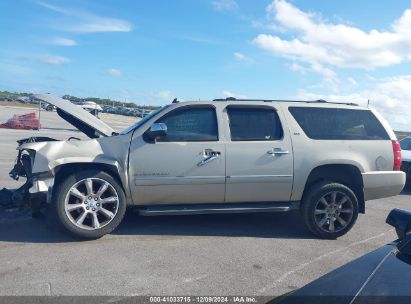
<box><xmin>226</xmin><ymin>174</ymin><xmax>293</xmax><ymax>184</ymax></box>
<box><xmin>135</xmin><ymin>174</ymin><xmax>293</xmax><ymax>186</ymax></box>
<box><xmin>227</xmin><ymin>174</ymin><xmax>292</xmax><ymax>178</ymax></box>
<box><xmin>135</xmin><ymin>175</ymin><xmax>225</xmax><ymax>186</ymax></box>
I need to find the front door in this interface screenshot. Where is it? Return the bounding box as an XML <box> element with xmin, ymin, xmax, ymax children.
<box><xmin>224</xmin><ymin>105</ymin><xmax>294</xmax><ymax>202</ymax></box>
<box><xmin>128</xmin><ymin>105</ymin><xmax>225</xmax><ymax>205</ymax></box>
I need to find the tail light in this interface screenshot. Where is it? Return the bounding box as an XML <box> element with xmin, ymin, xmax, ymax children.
<box><xmin>392</xmin><ymin>140</ymin><xmax>402</xmax><ymax>171</ymax></box>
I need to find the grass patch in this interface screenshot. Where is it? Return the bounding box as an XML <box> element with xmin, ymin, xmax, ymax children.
<box><xmin>0</xmin><ymin>102</ymin><xmax>38</xmax><ymax>109</ymax></box>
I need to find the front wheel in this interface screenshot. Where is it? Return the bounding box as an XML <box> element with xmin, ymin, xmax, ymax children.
<box><xmin>51</xmin><ymin>170</ymin><xmax>126</xmax><ymax>239</ymax></box>
<box><xmin>301</xmin><ymin>182</ymin><xmax>359</xmax><ymax>239</ymax></box>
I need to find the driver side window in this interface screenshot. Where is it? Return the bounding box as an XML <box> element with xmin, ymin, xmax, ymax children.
<box><xmin>156</xmin><ymin>106</ymin><xmax>218</xmax><ymax>142</ymax></box>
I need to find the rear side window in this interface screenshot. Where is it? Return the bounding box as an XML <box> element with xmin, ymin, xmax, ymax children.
<box><xmin>156</xmin><ymin>106</ymin><xmax>218</xmax><ymax>142</ymax></box>
<box><xmin>227</xmin><ymin>106</ymin><xmax>283</xmax><ymax>141</ymax></box>
<box><xmin>400</xmin><ymin>138</ymin><xmax>411</xmax><ymax>150</ymax></box>
<box><xmin>289</xmin><ymin>107</ymin><xmax>389</xmax><ymax>140</ymax></box>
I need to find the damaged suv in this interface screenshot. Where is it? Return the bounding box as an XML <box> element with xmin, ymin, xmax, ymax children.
<box><xmin>4</xmin><ymin>94</ymin><xmax>406</xmax><ymax>239</ymax></box>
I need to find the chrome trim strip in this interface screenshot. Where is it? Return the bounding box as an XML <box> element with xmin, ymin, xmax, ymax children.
<box><xmin>136</xmin><ymin>175</ymin><xmax>225</xmax><ymax>180</ymax></box>
<box><xmin>135</xmin><ymin>175</ymin><xmax>225</xmax><ymax>186</ymax></box>
<box><xmin>227</xmin><ymin>174</ymin><xmax>292</xmax><ymax>179</ymax></box>
<box><xmin>226</xmin><ymin>174</ymin><xmax>293</xmax><ymax>184</ymax></box>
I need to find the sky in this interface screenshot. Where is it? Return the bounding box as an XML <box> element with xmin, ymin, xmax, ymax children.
<box><xmin>1</xmin><ymin>0</ymin><xmax>411</xmax><ymax>130</ymax></box>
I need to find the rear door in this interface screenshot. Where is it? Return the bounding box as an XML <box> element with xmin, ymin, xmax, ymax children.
<box><xmin>224</xmin><ymin>105</ymin><xmax>294</xmax><ymax>202</ymax></box>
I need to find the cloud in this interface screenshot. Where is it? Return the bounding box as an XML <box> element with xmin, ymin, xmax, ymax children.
<box><xmin>290</xmin><ymin>62</ymin><xmax>340</xmax><ymax>90</ymax></box>
<box><xmin>39</xmin><ymin>55</ymin><xmax>69</xmax><ymax>65</ymax></box>
<box><xmin>212</xmin><ymin>0</ymin><xmax>239</xmax><ymax>12</ymax></box>
<box><xmin>253</xmin><ymin>0</ymin><xmax>411</xmax><ymax>69</ymax></box>
<box><xmin>156</xmin><ymin>90</ymin><xmax>173</xmax><ymax>101</ymax></box>
<box><xmin>106</xmin><ymin>68</ymin><xmax>122</xmax><ymax>77</ymax></box>
<box><xmin>52</xmin><ymin>37</ymin><xmax>77</xmax><ymax>46</ymax></box>
<box><xmin>222</xmin><ymin>90</ymin><xmax>248</xmax><ymax>99</ymax></box>
<box><xmin>234</xmin><ymin>52</ymin><xmax>254</xmax><ymax>63</ymax></box>
<box><xmin>348</xmin><ymin>77</ymin><xmax>358</xmax><ymax>87</ymax></box>
<box><xmin>37</xmin><ymin>1</ymin><xmax>132</xmax><ymax>33</ymax></box>
<box><xmin>0</xmin><ymin>63</ymin><xmax>32</xmax><ymax>75</ymax></box>
<box><xmin>296</xmin><ymin>75</ymin><xmax>411</xmax><ymax>131</ymax></box>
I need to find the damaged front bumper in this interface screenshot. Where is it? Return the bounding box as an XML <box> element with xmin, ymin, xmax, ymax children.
<box><xmin>0</xmin><ymin>137</ymin><xmax>56</xmax><ymax>212</ymax></box>
<box><xmin>0</xmin><ymin>175</ymin><xmax>53</xmax><ymax>212</ymax></box>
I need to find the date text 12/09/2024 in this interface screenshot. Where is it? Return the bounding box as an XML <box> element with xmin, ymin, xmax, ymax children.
<box><xmin>149</xmin><ymin>296</ymin><xmax>258</xmax><ymax>303</ymax></box>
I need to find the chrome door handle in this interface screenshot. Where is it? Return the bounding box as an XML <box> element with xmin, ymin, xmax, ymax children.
<box><xmin>267</xmin><ymin>148</ymin><xmax>289</xmax><ymax>156</ymax></box>
<box><xmin>198</xmin><ymin>149</ymin><xmax>221</xmax><ymax>166</ymax></box>
<box><xmin>197</xmin><ymin>155</ymin><xmax>219</xmax><ymax>166</ymax></box>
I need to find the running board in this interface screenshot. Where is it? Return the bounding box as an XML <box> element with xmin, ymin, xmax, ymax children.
<box><xmin>138</xmin><ymin>202</ymin><xmax>300</xmax><ymax>216</ymax></box>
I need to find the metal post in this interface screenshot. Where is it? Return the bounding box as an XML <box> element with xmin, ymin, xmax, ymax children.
<box><xmin>38</xmin><ymin>98</ymin><xmax>41</xmax><ymax>131</ymax></box>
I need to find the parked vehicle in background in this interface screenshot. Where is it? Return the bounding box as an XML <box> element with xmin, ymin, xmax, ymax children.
<box><xmin>400</xmin><ymin>137</ymin><xmax>411</xmax><ymax>182</ymax></box>
<box><xmin>141</xmin><ymin>109</ymin><xmax>152</xmax><ymax>117</ymax></box>
<box><xmin>41</xmin><ymin>102</ymin><xmax>56</xmax><ymax>111</ymax></box>
<box><xmin>16</xmin><ymin>96</ymin><xmax>30</xmax><ymax>103</ymax></box>
<box><xmin>78</xmin><ymin>101</ymin><xmax>102</xmax><ymax>116</ymax></box>
<box><xmin>276</xmin><ymin>208</ymin><xmax>411</xmax><ymax>303</ymax></box>
<box><xmin>3</xmin><ymin>95</ymin><xmax>406</xmax><ymax>239</ymax></box>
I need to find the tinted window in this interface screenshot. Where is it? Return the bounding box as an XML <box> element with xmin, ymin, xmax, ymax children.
<box><xmin>155</xmin><ymin>106</ymin><xmax>218</xmax><ymax>142</ymax></box>
<box><xmin>400</xmin><ymin>138</ymin><xmax>411</xmax><ymax>150</ymax></box>
<box><xmin>289</xmin><ymin>107</ymin><xmax>389</xmax><ymax>140</ymax></box>
<box><xmin>227</xmin><ymin>106</ymin><xmax>283</xmax><ymax>141</ymax></box>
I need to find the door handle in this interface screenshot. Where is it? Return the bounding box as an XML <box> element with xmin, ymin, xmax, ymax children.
<box><xmin>198</xmin><ymin>149</ymin><xmax>221</xmax><ymax>166</ymax></box>
<box><xmin>202</xmin><ymin>149</ymin><xmax>221</xmax><ymax>157</ymax></box>
<box><xmin>267</xmin><ymin>148</ymin><xmax>289</xmax><ymax>156</ymax></box>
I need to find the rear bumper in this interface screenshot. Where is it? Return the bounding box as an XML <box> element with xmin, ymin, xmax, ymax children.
<box><xmin>363</xmin><ymin>171</ymin><xmax>406</xmax><ymax>201</ymax></box>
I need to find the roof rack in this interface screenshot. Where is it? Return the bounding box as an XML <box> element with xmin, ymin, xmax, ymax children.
<box><xmin>212</xmin><ymin>97</ymin><xmax>358</xmax><ymax>106</ymax></box>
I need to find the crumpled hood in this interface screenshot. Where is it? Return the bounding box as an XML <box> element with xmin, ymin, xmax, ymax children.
<box><xmin>35</xmin><ymin>94</ymin><xmax>115</xmax><ymax>138</ymax></box>
<box><xmin>18</xmin><ymin>134</ymin><xmax>130</xmax><ymax>174</ymax></box>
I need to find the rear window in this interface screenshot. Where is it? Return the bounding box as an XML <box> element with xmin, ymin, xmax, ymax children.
<box><xmin>400</xmin><ymin>138</ymin><xmax>411</xmax><ymax>150</ymax></box>
<box><xmin>227</xmin><ymin>106</ymin><xmax>283</xmax><ymax>141</ymax></box>
<box><xmin>289</xmin><ymin>107</ymin><xmax>389</xmax><ymax>140</ymax></box>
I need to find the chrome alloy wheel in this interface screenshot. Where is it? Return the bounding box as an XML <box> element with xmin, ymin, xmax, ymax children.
<box><xmin>64</xmin><ymin>178</ymin><xmax>119</xmax><ymax>230</ymax></box>
<box><xmin>314</xmin><ymin>191</ymin><xmax>354</xmax><ymax>233</ymax></box>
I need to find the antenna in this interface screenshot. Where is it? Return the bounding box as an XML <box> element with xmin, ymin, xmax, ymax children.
<box><xmin>367</xmin><ymin>99</ymin><xmax>370</xmax><ymax>108</ymax></box>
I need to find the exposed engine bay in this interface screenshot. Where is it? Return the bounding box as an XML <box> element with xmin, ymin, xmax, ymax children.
<box><xmin>10</xmin><ymin>137</ymin><xmax>57</xmax><ymax>181</ymax></box>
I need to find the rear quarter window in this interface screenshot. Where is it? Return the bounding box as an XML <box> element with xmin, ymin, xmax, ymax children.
<box><xmin>289</xmin><ymin>107</ymin><xmax>390</xmax><ymax>140</ymax></box>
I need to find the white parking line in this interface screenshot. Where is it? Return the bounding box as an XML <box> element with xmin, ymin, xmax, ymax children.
<box><xmin>257</xmin><ymin>229</ymin><xmax>394</xmax><ymax>293</ymax></box>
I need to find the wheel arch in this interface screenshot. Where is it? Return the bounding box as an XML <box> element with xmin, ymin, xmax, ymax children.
<box><xmin>53</xmin><ymin>162</ymin><xmax>125</xmax><ymax>195</ymax></box>
<box><xmin>302</xmin><ymin>164</ymin><xmax>365</xmax><ymax>213</ymax></box>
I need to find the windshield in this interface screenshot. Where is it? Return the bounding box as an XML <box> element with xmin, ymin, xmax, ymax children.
<box><xmin>400</xmin><ymin>137</ymin><xmax>411</xmax><ymax>150</ymax></box>
<box><xmin>120</xmin><ymin>105</ymin><xmax>170</xmax><ymax>134</ymax></box>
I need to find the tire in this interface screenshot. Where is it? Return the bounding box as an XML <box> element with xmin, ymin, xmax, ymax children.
<box><xmin>301</xmin><ymin>182</ymin><xmax>359</xmax><ymax>239</ymax></box>
<box><xmin>50</xmin><ymin>170</ymin><xmax>126</xmax><ymax>239</ymax></box>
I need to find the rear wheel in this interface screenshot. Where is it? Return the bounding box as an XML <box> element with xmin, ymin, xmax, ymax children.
<box><xmin>51</xmin><ymin>170</ymin><xmax>126</xmax><ymax>239</ymax></box>
<box><xmin>301</xmin><ymin>182</ymin><xmax>359</xmax><ymax>239</ymax></box>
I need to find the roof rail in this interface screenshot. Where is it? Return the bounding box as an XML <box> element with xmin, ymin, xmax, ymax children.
<box><xmin>212</xmin><ymin>97</ymin><xmax>358</xmax><ymax>106</ymax></box>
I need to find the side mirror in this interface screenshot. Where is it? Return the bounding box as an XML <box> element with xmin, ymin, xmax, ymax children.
<box><xmin>386</xmin><ymin>208</ymin><xmax>411</xmax><ymax>239</ymax></box>
<box><xmin>146</xmin><ymin>123</ymin><xmax>167</xmax><ymax>141</ymax></box>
